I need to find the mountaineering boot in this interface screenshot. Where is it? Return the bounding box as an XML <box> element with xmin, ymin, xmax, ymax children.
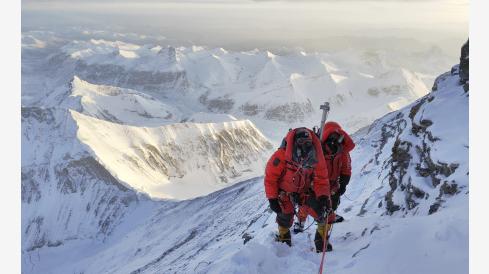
<box><xmin>293</xmin><ymin>221</ymin><xmax>304</xmax><ymax>234</ymax></box>
<box><xmin>314</xmin><ymin>223</ymin><xmax>333</xmax><ymax>253</ymax></box>
<box><xmin>333</xmin><ymin>214</ymin><xmax>345</xmax><ymax>223</ymax></box>
<box><xmin>275</xmin><ymin>225</ymin><xmax>292</xmax><ymax>246</ymax></box>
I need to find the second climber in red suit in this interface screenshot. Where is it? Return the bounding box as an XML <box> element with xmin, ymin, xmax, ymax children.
<box><xmin>297</xmin><ymin>121</ymin><xmax>355</xmax><ymax>252</ymax></box>
<box><xmin>264</xmin><ymin>127</ymin><xmax>332</xmax><ymax>252</ymax></box>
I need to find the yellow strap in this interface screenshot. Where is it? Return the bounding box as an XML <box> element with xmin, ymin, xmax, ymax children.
<box><xmin>317</xmin><ymin>223</ymin><xmax>326</xmax><ymax>237</ymax></box>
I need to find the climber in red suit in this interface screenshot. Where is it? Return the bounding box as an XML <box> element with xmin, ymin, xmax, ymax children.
<box><xmin>297</xmin><ymin>121</ymin><xmax>355</xmax><ymax>251</ymax></box>
<box><xmin>264</xmin><ymin>127</ymin><xmax>331</xmax><ymax>252</ymax></box>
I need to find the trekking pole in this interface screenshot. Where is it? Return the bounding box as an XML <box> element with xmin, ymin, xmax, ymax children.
<box><xmin>318</xmin><ymin>102</ymin><xmax>330</xmax><ymax>141</ymax></box>
<box><xmin>318</xmin><ymin>209</ymin><xmax>333</xmax><ymax>274</ymax></box>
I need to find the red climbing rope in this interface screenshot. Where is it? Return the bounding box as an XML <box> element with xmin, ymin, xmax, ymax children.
<box><xmin>318</xmin><ymin>212</ymin><xmax>334</xmax><ymax>274</ymax></box>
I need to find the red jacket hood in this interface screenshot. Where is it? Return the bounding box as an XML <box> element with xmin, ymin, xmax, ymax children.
<box><xmin>284</xmin><ymin>127</ymin><xmax>325</xmax><ymax>166</ymax></box>
<box><xmin>321</xmin><ymin>122</ymin><xmax>355</xmax><ymax>152</ymax></box>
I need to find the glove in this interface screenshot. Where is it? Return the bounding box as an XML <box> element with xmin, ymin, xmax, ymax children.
<box><xmin>338</xmin><ymin>183</ymin><xmax>347</xmax><ymax>196</ymax></box>
<box><xmin>338</xmin><ymin>175</ymin><xmax>351</xmax><ymax>196</ymax></box>
<box><xmin>268</xmin><ymin>198</ymin><xmax>282</xmax><ymax>214</ymax></box>
<box><xmin>317</xmin><ymin>195</ymin><xmax>331</xmax><ymax>213</ymax></box>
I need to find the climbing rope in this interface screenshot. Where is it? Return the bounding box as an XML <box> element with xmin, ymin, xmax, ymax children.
<box><xmin>318</xmin><ymin>211</ymin><xmax>334</xmax><ymax>274</ymax></box>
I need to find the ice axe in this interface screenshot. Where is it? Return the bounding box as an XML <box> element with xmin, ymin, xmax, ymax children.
<box><xmin>318</xmin><ymin>102</ymin><xmax>330</xmax><ymax>141</ymax></box>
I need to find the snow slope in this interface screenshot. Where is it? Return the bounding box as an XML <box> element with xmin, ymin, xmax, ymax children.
<box><xmin>22</xmin><ymin>58</ymin><xmax>468</xmax><ymax>273</ymax></box>
<box><xmin>23</xmin><ymin>176</ymin><xmax>467</xmax><ymax>274</ymax></box>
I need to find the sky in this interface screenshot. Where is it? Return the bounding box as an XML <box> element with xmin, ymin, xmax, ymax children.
<box><xmin>22</xmin><ymin>0</ymin><xmax>469</xmax><ymax>56</ymax></box>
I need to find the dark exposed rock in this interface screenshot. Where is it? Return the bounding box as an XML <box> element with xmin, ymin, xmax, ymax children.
<box><xmin>391</xmin><ymin>139</ymin><xmax>412</xmax><ymax>165</ymax></box>
<box><xmin>21</xmin><ymin>107</ymin><xmax>56</xmax><ymax>124</ymax></box>
<box><xmin>56</xmin><ymin>156</ymin><xmax>132</xmax><ymax>193</ymax></box>
<box><xmin>372</xmin><ymin>113</ymin><xmax>403</xmax><ymax>165</ymax></box>
<box><xmin>206</xmin><ymin>97</ymin><xmax>235</xmax><ymax>113</ymax></box>
<box><xmin>431</xmin><ymin>71</ymin><xmax>451</xmax><ymax>92</ymax></box>
<box><xmin>408</xmin><ymin>98</ymin><xmax>427</xmax><ymax>120</ymax></box>
<box><xmin>451</xmin><ymin>65</ymin><xmax>459</xmax><ymax>76</ymax></box>
<box><xmin>75</xmin><ymin>61</ymin><xmax>189</xmax><ymax>93</ymax></box>
<box><xmin>415</xmin><ymin>142</ymin><xmax>458</xmax><ymax>188</ymax></box>
<box><xmin>240</xmin><ymin>103</ymin><xmax>260</xmax><ymax>116</ymax></box>
<box><xmin>242</xmin><ymin>233</ymin><xmax>253</xmax><ymax>245</ymax></box>
<box><xmin>21</xmin><ymin>168</ymin><xmax>43</xmax><ymax>203</ymax></box>
<box><xmin>440</xmin><ymin>182</ymin><xmax>458</xmax><ymax>196</ymax></box>
<box><xmin>459</xmin><ymin>39</ymin><xmax>469</xmax><ymax>85</ymax></box>
<box><xmin>385</xmin><ymin>190</ymin><xmax>401</xmax><ymax>214</ymax></box>
<box><xmin>264</xmin><ymin>101</ymin><xmax>313</xmax><ymax>123</ymax></box>
<box><xmin>198</xmin><ymin>91</ymin><xmax>235</xmax><ymax>113</ymax></box>
<box><xmin>429</xmin><ymin>202</ymin><xmax>441</xmax><ymax>215</ymax></box>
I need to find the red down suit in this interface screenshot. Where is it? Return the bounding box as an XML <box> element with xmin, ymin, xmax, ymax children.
<box><xmin>264</xmin><ymin>128</ymin><xmax>330</xmax><ymax>228</ymax></box>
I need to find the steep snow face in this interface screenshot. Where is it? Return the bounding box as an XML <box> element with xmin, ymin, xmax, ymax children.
<box><xmin>21</xmin><ymin>107</ymin><xmax>145</xmax><ymax>253</ymax></box>
<box><xmin>72</xmin><ymin>111</ymin><xmax>273</xmax><ymax>199</ymax></box>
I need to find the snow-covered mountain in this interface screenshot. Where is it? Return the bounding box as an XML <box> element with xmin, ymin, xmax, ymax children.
<box><xmin>22</xmin><ymin>36</ymin><xmax>468</xmax><ymax>273</ymax></box>
<box><xmin>21</xmin><ymin>30</ymin><xmax>455</xmax><ymax>143</ymax></box>
<box><xmin>72</xmin><ymin>110</ymin><xmax>273</xmax><ymax>199</ymax></box>
<box><xmin>65</xmin><ymin>76</ymin><xmax>182</xmax><ymax>126</ymax></box>
<box><xmin>21</xmin><ymin>103</ymin><xmax>273</xmax><ymax>257</ymax></box>
<box><xmin>21</xmin><ymin>64</ymin><xmax>274</xmax><ymax>258</ymax></box>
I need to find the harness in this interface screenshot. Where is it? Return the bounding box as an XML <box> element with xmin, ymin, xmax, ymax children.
<box><xmin>278</xmin><ymin>154</ymin><xmax>315</xmax><ymax>194</ymax></box>
<box><xmin>275</xmin><ymin>127</ymin><xmax>323</xmax><ymax>213</ymax></box>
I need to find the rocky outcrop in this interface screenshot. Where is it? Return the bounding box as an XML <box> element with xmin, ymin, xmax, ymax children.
<box><xmin>459</xmin><ymin>39</ymin><xmax>469</xmax><ymax>90</ymax></box>
<box><xmin>459</xmin><ymin>40</ymin><xmax>469</xmax><ymax>81</ymax></box>
<box><xmin>264</xmin><ymin>101</ymin><xmax>314</xmax><ymax>123</ymax></box>
<box><xmin>350</xmin><ymin>42</ymin><xmax>469</xmax><ymax>217</ymax></box>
